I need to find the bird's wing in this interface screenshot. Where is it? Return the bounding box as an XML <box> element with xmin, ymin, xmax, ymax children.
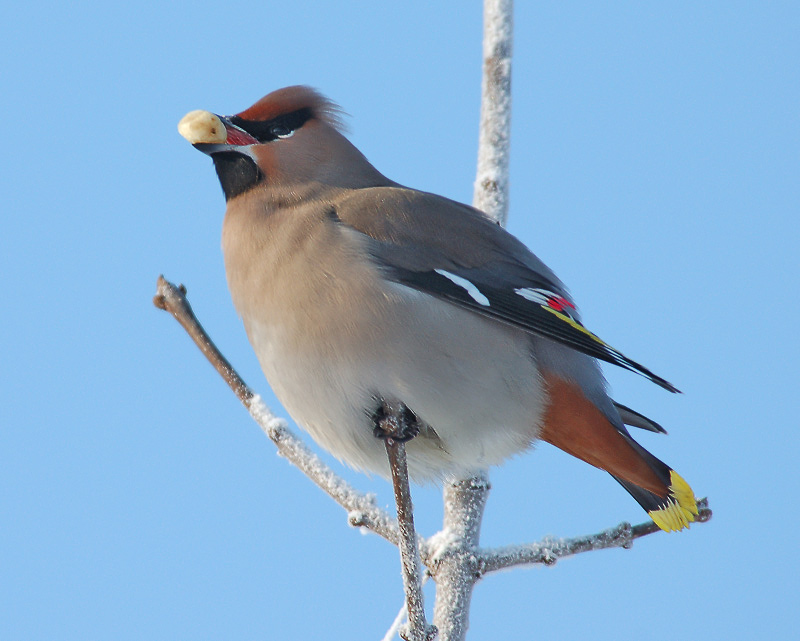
<box><xmin>333</xmin><ymin>187</ymin><xmax>679</xmax><ymax>393</ymax></box>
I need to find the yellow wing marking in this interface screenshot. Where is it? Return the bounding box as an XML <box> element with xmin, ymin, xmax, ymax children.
<box><xmin>542</xmin><ymin>306</ymin><xmax>610</xmax><ymax>347</ymax></box>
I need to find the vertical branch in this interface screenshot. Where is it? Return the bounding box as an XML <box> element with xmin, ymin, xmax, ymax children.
<box><xmin>473</xmin><ymin>0</ymin><xmax>514</xmax><ymax>226</ymax></box>
<box><xmin>431</xmin><ymin>474</ymin><xmax>491</xmax><ymax>641</ymax></box>
<box><xmin>432</xmin><ymin>1</ymin><xmax>513</xmax><ymax>639</ymax></box>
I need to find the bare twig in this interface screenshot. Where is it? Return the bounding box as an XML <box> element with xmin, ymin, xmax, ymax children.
<box><xmin>153</xmin><ymin>276</ymin><xmax>401</xmax><ymax>547</ymax></box>
<box><xmin>382</xmin><ymin>601</ymin><xmax>410</xmax><ymax>641</ymax></box>
<box><xmin>383</xmin><ymin>575</ymin><xmax>433</xmax><ymax>641</ymax></box>
<box><xmin>154</xmin><ymin>276</ymin><xmax>252</xmax><ymax>405</ymax></box>
<box><xmin>385</xmin><ymin>439</ymin><xmax>436</xmax><ymax>641</ymax></box>
<box><xmin>480</xmin><ymin>498</ymin><xmax>712</xmax><ymax>573</ymax></box>
<box><xmin>374</xmin><ymin>402</ymin><xmax>436</xmax><ymax>641</ymax></box>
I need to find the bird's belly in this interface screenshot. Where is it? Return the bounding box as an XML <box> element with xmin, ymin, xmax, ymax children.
<box><xmin>242</xmin><ymin>286</ymin><xmax>546</xmax><ymax>481</ymax></box>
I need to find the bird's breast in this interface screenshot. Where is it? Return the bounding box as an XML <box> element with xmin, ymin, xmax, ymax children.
<box><xmin>221</xmin><ymin>201</ymin><xmax>548</xmax><ymax>480</ymax></box>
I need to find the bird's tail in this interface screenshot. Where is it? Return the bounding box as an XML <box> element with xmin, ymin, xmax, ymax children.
<box><xmin>611</xmin><ymin>432</ymin><xmax>698</xmax><ymax>532</ymax></box>
<box><xmin>540</xmin><ymin>375</ymin><xmax>698</xmax><ymax>532</ymax></box>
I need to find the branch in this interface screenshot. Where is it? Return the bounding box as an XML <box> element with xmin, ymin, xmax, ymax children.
<box><xmin>153</xmin><ymin>278</ymin><xmax>252</xmax><ymax>405</ymax></box>
<box><xmin>473</xmin><ymin>0</ymin><xmax>514</xmax><ymax>226</ymax></box>
<box><xmin>430</xmin><ymin>474</ymin><xmax>490</xmax><ymax>641</ymax></box>
<box><xmin>153</xmin><ymin>276</ymin><xmax>401</xmax><ymax>547</ymax></box>
<box><xmin>385</xmin><ymin>438</ymin><xmax>436</xmax><ymax>641</ymax></box>
<box><xmin>480</xmin><ymin>498</ymin><xmax>713</xmax><ymax>574</ymax></box>
<box><xmin>374</xmin><ymin>403</ymin><xmax>436</xmax><ymax>641</ymax></box>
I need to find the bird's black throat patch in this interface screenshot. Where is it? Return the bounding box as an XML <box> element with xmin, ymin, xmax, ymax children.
<box><xmin>212</xmin><ymin>151</ymin><xmax>264</xmax><ymax>201</ymax></box>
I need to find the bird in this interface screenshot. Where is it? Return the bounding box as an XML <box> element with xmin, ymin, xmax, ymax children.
<box><xmin>178</xmin><ymin>85</ymin><xmax>698</xmax><ymax>532</ymax></box>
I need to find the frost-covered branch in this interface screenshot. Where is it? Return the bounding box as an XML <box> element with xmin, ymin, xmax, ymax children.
<box><xmin>153</xmin><ymin>276</ymin><xmax>401</xmax><ymax>547</ymax></box>
<box><xmin>479</xmin><ymin>498</ymin><xmax>712</xmax><ymax>573</ymax></box>
<box><xmin>473</xmin><ymin>0</ymin><xmax>514</xmax><ymax>226</ymax></box>
<box><xmin>430</xmin><ymin>474</ymin><xmax>490</xmax><ymax>641</ymax></box>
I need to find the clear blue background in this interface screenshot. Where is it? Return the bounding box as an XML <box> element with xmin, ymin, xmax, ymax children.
<box><xmin>3</xmin><ymin>2</ymin><xmax>797</xmax><ymax>639</ymax></box>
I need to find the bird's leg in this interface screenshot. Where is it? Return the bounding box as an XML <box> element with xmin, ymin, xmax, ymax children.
<box><xmin>372</xmin><ymin>399</ymin><xmax>436</xmax><ymax>641</ymax></box>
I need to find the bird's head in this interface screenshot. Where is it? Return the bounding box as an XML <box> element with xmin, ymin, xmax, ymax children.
<box><xmin>178</xmin><ymin>85</ymin><xmax>389</xmax><ymax>201</ymax></box>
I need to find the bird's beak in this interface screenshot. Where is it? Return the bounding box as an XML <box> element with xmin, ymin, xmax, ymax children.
<box><xmin>178</xmin><ymin>110</ymin><xmax>259</xmax><ymax>155</ymax></box>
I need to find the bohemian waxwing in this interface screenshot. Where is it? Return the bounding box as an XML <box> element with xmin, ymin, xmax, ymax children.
<box><xmin>178</xmin><ymin>85</ymin><xmax>698</xmax><ymax>532</ymax></box>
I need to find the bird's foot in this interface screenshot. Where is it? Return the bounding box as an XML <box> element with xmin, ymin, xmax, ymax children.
<box><xmin>371</xmin><ymin>399</ymin><xmax>420</xmax><ymax>442</ymax></box>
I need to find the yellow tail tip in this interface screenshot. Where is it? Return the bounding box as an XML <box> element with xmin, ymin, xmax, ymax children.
<box><xmin>648</xmin><ymin>470</ymin><xmax>698</xmax><ymax>532</ymax></box>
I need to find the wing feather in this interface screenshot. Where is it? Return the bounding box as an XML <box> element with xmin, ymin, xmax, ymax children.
<box><xmin>331</xmin><ymin>187</ymin><xmax>680</xmax><ymax>393</ymax></box>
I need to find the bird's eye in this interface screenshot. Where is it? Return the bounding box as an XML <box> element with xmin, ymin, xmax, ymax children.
<box><xmin>229</xmin><ymin>108</ymin><xmax>311</xmax><ymax>143</ymax></box>
<box><xmin>270</xmin><ymin>124</ymin><xmax>294</xmax><ymax>139</ymax></box>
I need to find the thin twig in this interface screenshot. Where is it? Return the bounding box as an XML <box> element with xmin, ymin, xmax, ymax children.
<box><xmin>374</xmin><ymin>401</ymin><xmax>436</xmax><ymax>641</ymax></box>
<box><xmin>383</xmin><ymin>575</ymin><xmax>432</xmax><ymax>641</ymax></box>
<box><xmin>480</xmin><ymin>498</ymin><xmax>713</xmax><ymax>573</ymax></box>
<box><xmin>382</xmin><ymin>600</ymin><xmax>409</xmax><ymax>641</ymax></box>
<box><xmin>385</xmin><ymin>438</ymin><xmax>436</xmax><ymax>641</ymax></box>
<box><xmin>154</xmin><ymin>275</ymin><xmax>252</xmax><ymax>405</ymax></box>
<box><xmin>153</xmin><ymin>276</ymin><xmax>401</xmax><ymax>547</ymax></box>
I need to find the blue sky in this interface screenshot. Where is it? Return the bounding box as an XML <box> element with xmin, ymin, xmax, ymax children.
<box><xmin>2</xmin><ymin>2</ymin><xmax>798</xmax><ymax>639</ymax></box>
